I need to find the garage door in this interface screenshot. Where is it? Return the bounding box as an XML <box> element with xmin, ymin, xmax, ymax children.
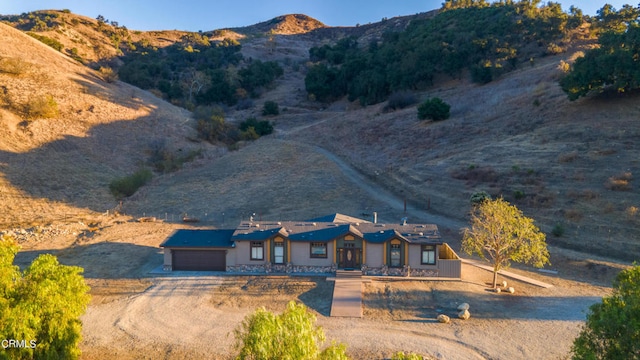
<box><xmin>172</xmin><ymin>250</ymin><xmax>226</xmax><ymax>271</ymax></box>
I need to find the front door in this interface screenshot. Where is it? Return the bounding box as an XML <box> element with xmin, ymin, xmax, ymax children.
<box><xmin>343</xmin><ymin>243</ymin><xmax>356</xmax><ymax>269</ymax></box>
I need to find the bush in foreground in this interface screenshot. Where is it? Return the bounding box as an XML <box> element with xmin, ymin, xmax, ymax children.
<box><xmin>417</xmin><ymin>97</ymin><xmax>450</xmax><ymax>121</ymax></box>
<box><xmin>234</xmin><ymin>301</ymin><xmax>349</xmax><ymax>360</ymax></box>
<box><xmin>572</xmin><ymin>265</ymin><xmax>640</xmax><ymax>359</ymax></box>
<box><xmin>0</xmin><ymin>235</ymin><xmax>91</xmax><ymax>359</ymax></box>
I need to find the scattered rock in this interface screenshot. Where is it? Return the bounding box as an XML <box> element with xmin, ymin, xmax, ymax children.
<box><xmin>494</xmin><ymin>287</ymin><xmax>501</xmax><ymax>293</ymax></box>
<box><xmin>437</xmin><ymin>314</ymin><xmax>450</xmax><ymax>323</ymax></box>
<box><xmin>458</xmin><ymin>309</ymin><xmax>471</xmax><ymax>320</ymax></box>
<box><xmin>502</xmin><ymin>280</ymin><xmax>508</xmax><ymax>288</ymax></box>
<box><xmin>457</xmin><ymin>303</ymin><xmax>470</xmax><ymax>311</ymax></box>
<box><xmin>507</xmin><ymin>287</ymin><xmax>515</xmax><ymax>294</ymax></box>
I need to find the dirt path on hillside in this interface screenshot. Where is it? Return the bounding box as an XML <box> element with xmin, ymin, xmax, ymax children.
<box><xmin>309</xmin><ymin>143</ymin><xmax>466</xmax><ymax>229</ymax></box>
<box><xmin>272</xmin><ymin>108</ymin><xmax>467</xmax><ymax>232</ymax></box>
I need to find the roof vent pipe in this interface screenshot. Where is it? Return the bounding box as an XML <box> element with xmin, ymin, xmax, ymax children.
<box><xmin>401</xmin><ymin>217</ymin><xmax>408</xmax><ymax>226</ymax></box>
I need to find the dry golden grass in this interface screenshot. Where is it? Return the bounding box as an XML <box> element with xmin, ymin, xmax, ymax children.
<box><xmin>2</xmin><ymin>11</ymin><xmax>639</xmax><ymax>265</ymax></box>
<box><xmin>605</xmin><ymin>172</ymin><xmax>633</xmax><ymax>191</ymax></box>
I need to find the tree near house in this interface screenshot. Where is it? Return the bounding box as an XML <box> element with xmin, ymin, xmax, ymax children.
<box><xmin>234</xmin><ymin>301</ymin><xmax>349</xmax><ymax>360</ymax></box>
<box><xmin>572</xmin><ymin>265</ymin><xmax>640</xmax><ymax>359</ymax></box>
<box><xmin>462</xmin><ymin>198</ymin><xmax>549</xmax><ymax>289</ymax></box>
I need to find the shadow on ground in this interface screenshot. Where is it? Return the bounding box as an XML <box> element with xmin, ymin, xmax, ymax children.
<box><xmin>14</xmin><ymin>242</ymin><xmax>162</xmax><ymax>279</ymax></box>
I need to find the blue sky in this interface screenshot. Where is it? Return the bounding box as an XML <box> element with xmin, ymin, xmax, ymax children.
<box><xmin>0</xmin><ymin>1</ymin><xmax>633</xmax><ymax>32</ymax></box>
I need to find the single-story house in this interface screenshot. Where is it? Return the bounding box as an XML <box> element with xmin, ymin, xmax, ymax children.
<box><xmin>160</xmin><ymin>213</ymin><xmax>461</xmax><ymax>278</ymax></box>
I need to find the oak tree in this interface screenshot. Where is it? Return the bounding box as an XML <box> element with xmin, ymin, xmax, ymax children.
<box><xmin>462</xmin><ymin>198</ymin><xmax>550</xmax><ymax>288</ymax></box>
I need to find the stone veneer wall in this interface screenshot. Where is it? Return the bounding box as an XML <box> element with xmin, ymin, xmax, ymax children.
<box><xmin>226</xmin><ymin>262</ymin><xmax>336</xmax><ymax>274</ymax></box>
<box><xmin>225</xmin><ymin>263</ymin><xmax>438</xmax><ymax>277</ymax></box>
<box><xmin>362</xmin><ymin>264</ymin><xmax>438</xmax><ymax>278</ymax></box>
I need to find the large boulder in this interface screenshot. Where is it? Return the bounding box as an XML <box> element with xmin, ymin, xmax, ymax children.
<box><xmin>437</xmin><ymin>314</ymin><xmax>450</xmax><ymax>323</ymax></box>
<box><xmin>458</xmin><ymin>309</ymin><xmax>471</xmax><ymax>320</ymax></box>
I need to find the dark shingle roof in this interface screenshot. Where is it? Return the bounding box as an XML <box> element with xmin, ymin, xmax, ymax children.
<box><xmin>357</xmin><ymin>223</ymin><xmax>441</xmax><ymax>244</ymax></box>
<box><xmin>232</xmin><ymin>227</ymin><xmax>287</xmax><ymax>241</ymax></box>
<box><xmin>160</xmin><ymin>229</ymin><xmax>235</xmax><ymax>248</ymax></box>
<box><xmin>161</xmin><ymin>215</ymin><xmax>442</xmax><ymax>248</ymax></box>
<box><xmin>288</xmin><ymin>224</ymin><xmax>358</xmax><ymax>242</ymax></box>
<box><xmin>306</xmin><ymin>213</ymin><xmax>370</xmax><ymax>224</ymax></box>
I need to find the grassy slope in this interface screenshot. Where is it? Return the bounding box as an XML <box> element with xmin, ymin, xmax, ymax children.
<box><xmin>0</xmin><ymin>22</ymin><xmax>200</xmax><ymax>226</ymax></box>
<box><xmin>286</xmin><ymin>44</ymin><xmax>640</xmax><ymax>260</ymax></box>
<box><xmin>1</xmin><ymin>11</ymin><xmax>638</xmax><ymax>262</ymax></box>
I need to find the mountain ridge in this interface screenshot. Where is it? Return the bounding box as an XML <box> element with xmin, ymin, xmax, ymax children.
<box><xmin>0</xmin><ymin>7</ymin><xmax>638</xmax><ymax>262</ymax></box>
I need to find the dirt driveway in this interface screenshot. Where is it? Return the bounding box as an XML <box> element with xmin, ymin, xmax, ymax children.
<box><xmin>79</xmin><ymin>261</ymin><xmax>611</xmax><ymax>360</ymax></box>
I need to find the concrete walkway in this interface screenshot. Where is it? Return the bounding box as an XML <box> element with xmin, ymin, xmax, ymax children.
<box><xmin>330</xmin><ymin>271</ymin><xmax>363</xmax><ymax>317</ymax></box>
<box><xmin>461</xmin><ymin>259</ymin><xmax>554</xmax><ymax>288</ymax></box>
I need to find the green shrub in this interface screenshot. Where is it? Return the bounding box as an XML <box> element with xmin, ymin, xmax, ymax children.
<box><xmin>239</xmin><ymin>117</ymin><xmax>274</xmax><ymax>136</ymax></box>
<box><xmin>25</xmin><ymin>94</ymin><xmax>59</xmax><ymax>119</ymax></box>
<box><xmin>238</xmin><ymin>60</ymin><xmax>284</xmax><ymax>94</ymax></box>
<box><xmin>417</xmin><ymin>97</ymin><xmax>450</xmax><ymax>121</ymax></box>
<box><xmin>26</xmin><ymin>32</ymin><xmax>64</xmax><ymax>52</ymax></box>
<box><xmin>0</xmin><ymin>236</ymin><xmax>91</xmax><ymax>360</ymax></box>
<box><xmin>99</xmin><ymin>66</ymin><xmax>118</xmax><ymax>83</ymax></box>
<box><xmin>234</xmin><ymin>301</ymin><xmax>349</xmax><ymax>360</ymax></box>
<box><xmin>241</xmin><ymin>126</ymin><xmax>260</xmax><ymax>141</ymax></box>
<box><xmin>551</xmin><ymin>223</ymin><xmax>565</xmax><ymax>237</ymax></box>
<box><xmin>572</xmin><ymin>265</ymin><xmax>640</xmax><ymax>359</ymax></box>
<box><xmin>109</xmin><ymin>169</ymin><xmax>152</xmax><ymax>199</ymax></box>
<box><xmin>470</xmin><ymin>191</ymin><xmax>492</xmax><ymax>205</ymax></box>
<box><xmin>194</xmin><ymin>106</ymin><xmax>226</xmax><ymax>141</ymax></box>
<box><xmin>147</xmin><ymin>139</ymin><xmax>200</xmax><ymax>173</ymax></box>
<box><xmin>513</xmin><ymin>190</ymin><xmax>525</xmax><ymax>200</ymax></box>
<box><xmin>262</xmin><ymin>100</ymin><xmax>279</xmax><ymax>116</ymax></box>
<box><xmin>0</xmin><ymin>57</ymin><xmax>31</xmax><ymax>75</ymax></box>
<box><xmin>392</xmin><ymin>352</ymin><xmax>425</xmax><ymax>360</ymax></box>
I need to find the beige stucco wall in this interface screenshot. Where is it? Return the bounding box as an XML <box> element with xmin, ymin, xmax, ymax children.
<box><xmin>289</xmin><ymin>242</ymin><xmax>334</xmax><ymax>266</ymax></box>
<box><xmin>164</xmin><ymin>248</ymin><xmax>172</xmax><ymax>267</ymax></box>
<box><xmin>408</xmin><ymin>244</ymin><xmax>438</xmax><ymax>270</ymax></box>
<box><xmin>234</xmin><ymin>241</ymin><xmax>268</xmax><ymax>265</ymax></box>
<box><xmin>365</xmin><ymin>243</ymin><xmax>384</xmax><ymax>267</ymax></box>
<box><xmin>226</xmin><ymin>248</ymin><xmax>236</xmax><ymax>266</ymax></box>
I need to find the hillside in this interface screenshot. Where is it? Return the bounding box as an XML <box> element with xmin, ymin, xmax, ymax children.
<box><xmin>0</xmin><ymin>22</ymin><xmax>203</xmax><ymax>225</ymax></box>
<box><xmin>0</xmin><ymin>6</ymin><xmax>638</xmax><ymax>264</ymax></box>
<box><xmin>230</xmin><ymin>14</ymin><xmax>326</xmax><ymax>36</ymax></box>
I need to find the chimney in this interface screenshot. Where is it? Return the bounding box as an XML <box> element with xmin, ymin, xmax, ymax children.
<box><xmin>401</xmin><ymin>217</ymin><xmax>408</xmax><ymax>226</ymax></box>
<box><xmin>373</xmin><ymin>212</ymin><xmax>377</xmax><ymax>224</ymax></box>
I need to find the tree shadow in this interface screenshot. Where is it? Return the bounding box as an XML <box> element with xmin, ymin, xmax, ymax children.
<box><xmin>0</xmin><ymin>106</ymin><xmax>197</xmax><ymax>223</ymax></box>
<box><xmin>298</xmin><ymin>277</ymin><xmax>334</xmax><ymax>317</ymax></box>
<box><xmin>14</xmin><ymin>242</ymin><xmax>162</xmax><ymax>279</ymax></box>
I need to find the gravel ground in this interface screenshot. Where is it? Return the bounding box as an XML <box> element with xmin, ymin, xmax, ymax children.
<box><xmin>79</xmin><ymin>260</ymin><xmax>611</xmax><ymax>360</ymax></box>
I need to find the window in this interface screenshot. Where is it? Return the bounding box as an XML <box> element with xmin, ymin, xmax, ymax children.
<box><xmin>273</xmin><ymin>241</ymin><xmax>284</xmax><ymax>264</ymax></box>
<box><xmin>251</xmin><ymin>241</ymin><xmax>264</xmax><ymax>260</ymax></box>
<box><xmin>421</xmin><ymin>245</ymin><xmax>436</xmax><ymax>265</ymax></box>
<box><xmin>310</xmin><ymin>242</ymin><xmax>327</xmax><ymax>258</ymax></box>
<box><xmin>390</xmin><ymin>243</ymin><xmax>401</xmax><ymax>267</ymax></box>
